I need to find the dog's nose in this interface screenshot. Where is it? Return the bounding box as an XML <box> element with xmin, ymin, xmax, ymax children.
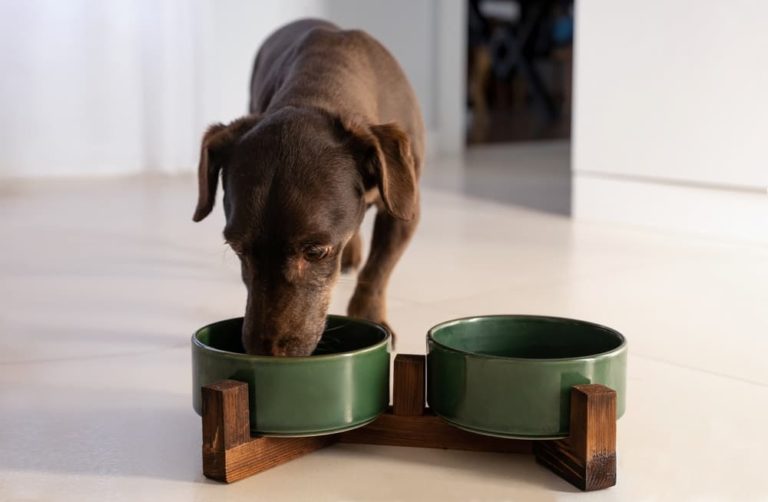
<box><xmin>246</xmin><ymin>341</ymin><xmax>272</xmax><ymax>356</ymax></box>
<box><xmin>270</xmin><ymin>347</ymin><xmax>289</xmax><ymax>357</ymax></box>
<box><xmin>269</xmin><ymin>341</ymin><xmax>293</xmax><ymax>357</ymax></box>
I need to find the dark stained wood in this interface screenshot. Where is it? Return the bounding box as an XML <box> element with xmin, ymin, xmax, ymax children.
<box><xmin>339</xmin><ymin>408</ymin><xmax>533</xmax><ymax>453</ymax></box>
<box><xmin>534</xmin><ymin>384</ymin><xmax>617</xmax><ymax>491</ymax></box>
<box><xmin>202</xmin><ymin>380</ymin><xmax>251</xmax><ymax>451</ymax></box>
<box><xmin>201</xmin><ymin>380</ymin><xmax>335</xmax><ymax>482</ymax></box>
<box><xmin>392</xmin><ymin>354</ymin><xmax>426</xmax><ymax>416</ymax></box>
<box><xmin>200</xmin><ymin>359</ymin><xmax>618</xmax><ymax>491</ymax></box>
<box><xmin>206</xmin><ymin>435</ymin><xmax>337</xmax><ymax>483</ymax></box>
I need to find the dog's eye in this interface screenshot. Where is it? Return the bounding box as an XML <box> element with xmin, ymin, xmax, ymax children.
<box><xmin>303</xmin><ymin>244</ymin><xmax>331</xmax><ymax>262</ymax></box>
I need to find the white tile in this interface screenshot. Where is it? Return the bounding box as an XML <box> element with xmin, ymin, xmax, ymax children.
<box><xmin>2</xmin><ymin>350</ymin><xmax>766</xmax><ymax>501</ymax></box>
<box><xmin>421</xmin><ymin>230</ymin><xmax>768</xmax><ymax>386</ymax></box>
<box><xmin>2</xmin><ymin>148</ymin><xmax>767</xmax><ymax>500</ymax></box>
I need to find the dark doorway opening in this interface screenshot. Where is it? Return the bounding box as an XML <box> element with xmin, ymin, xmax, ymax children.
<box><xmin>463</xmin><ymin>0</ymin><xmax>574</xmax><ymax>216</ymax></box>
<box><xmin>467</xmin><ymin>0</ymin><xmax>573</xmax><ymax>144</ymax></box>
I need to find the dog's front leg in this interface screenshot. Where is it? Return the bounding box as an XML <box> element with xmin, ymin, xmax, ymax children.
<box><xmin>347</xmin><ymin>207</ymin><xmax>419</xmax><ymax>333</ymax></box>
<box><xmin>341</xmin><ymin>229</ymin><xmax>363</xmax><ymax>273</ymax></box>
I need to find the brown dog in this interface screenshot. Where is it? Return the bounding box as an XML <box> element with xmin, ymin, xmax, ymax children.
<box><xmin>193</xmin><ymin>19</ymin><xmax>424</xmax><ymax>356</ymax></box>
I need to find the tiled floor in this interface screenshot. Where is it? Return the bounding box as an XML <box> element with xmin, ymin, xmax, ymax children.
<box><xmin>1</xmin><ymin>145</ymin><xmax>767</xmax><ymax>501</ymax></box>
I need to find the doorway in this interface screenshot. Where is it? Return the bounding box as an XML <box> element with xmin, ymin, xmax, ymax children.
<box><xmin>464</xmin><ymin>0</ymin><xmax>573</xmax><ymax>215</ymax></box>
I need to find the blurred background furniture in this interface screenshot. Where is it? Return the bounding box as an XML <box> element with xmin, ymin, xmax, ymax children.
<box><xmin>467</xmin><ymin>0</ymin><xmax>573</xmax><ymax>144</ymax></box>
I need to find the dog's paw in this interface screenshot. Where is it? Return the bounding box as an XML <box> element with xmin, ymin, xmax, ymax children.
<box><xmin>377</xmin><ymin>320</ymin><xmax>397</xmax><ymax>349</ymax></box>
<box><xmin>347</xmin><ymin>292</ymin><xmax>383</xmax><ymax>322</ymax></box>
<box><xmin>347</xmin><ymin>292</ymin><xmax>396</xmax><ymax>347</ymax></box>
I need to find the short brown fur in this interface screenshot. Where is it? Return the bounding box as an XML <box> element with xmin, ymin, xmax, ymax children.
<box><xmin>193</xmin><ymin>19</ymin><xmax>424</xmax><ymax>355</ymax></box>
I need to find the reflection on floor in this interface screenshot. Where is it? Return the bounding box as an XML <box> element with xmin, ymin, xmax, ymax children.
<box><xmin>463</xmin><ymin>141</ymin><xmax>571</xmax><ymax>215</ymax></box>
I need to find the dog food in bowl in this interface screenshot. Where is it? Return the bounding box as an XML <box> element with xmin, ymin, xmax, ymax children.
<box><xmin>192</xmin><ymin>316</ymin><xmax>390</xmax><ymax>436</ymax></box>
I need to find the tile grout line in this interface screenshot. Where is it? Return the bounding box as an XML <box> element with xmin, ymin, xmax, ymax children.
<box><xmin>631</xmin><ymin>352</ymin><xmax>768</xmax><ymax>389</ymax></box>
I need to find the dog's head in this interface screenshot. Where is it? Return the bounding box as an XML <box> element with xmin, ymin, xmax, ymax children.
<box><xmin>193</xmin><ymin>107</ymin><xmax>416</xmax><ymax>356</ymax></box>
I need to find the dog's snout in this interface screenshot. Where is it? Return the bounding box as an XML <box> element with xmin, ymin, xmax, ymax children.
<box><xmin>241</xmin><ymin>318</ymin><xmax>321</xmax><ymax>357</ymax></box>
<box><xmin>240</xmin><ymin>329</ymin><xmax>269</xmax><ymax>355</ymax></box>
<box><xmin>272</xmin><ymin>337</ymin><xmax>289</xmax><ymax>356</ymax></box>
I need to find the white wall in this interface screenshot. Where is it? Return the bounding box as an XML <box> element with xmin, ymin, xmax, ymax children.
<box><xmin>0</xmin><ymin>0</ymin><xmax>465</xmax><ymax>179</ymax></box>
<box><xmin>201</xmin><ymin>0</ymin><xmax>453</xmax><ymax>136</ymax></box>
<box><xmin>198</xmin><ymin>0</ymin><xmax>330</xmax><ymax>129</ymax></box>
<box><xmin>0</xmin><ymin>1</ymin><xmax>176</xmax><ymax>177</ymax></box>
<box><xmin>573</xmin><ymin>0</ymin><xmax>768</xmax><ymax>242</ymax></box>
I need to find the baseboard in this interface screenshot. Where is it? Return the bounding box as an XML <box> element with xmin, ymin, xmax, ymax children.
<box><xmin>573</xmin><ymin>173</ymin><xmax>768</xmax><ymax>244</ymax></box>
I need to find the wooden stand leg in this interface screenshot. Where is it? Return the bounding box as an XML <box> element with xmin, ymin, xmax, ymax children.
<box><xmin>202</xmin><ymin>380</ymin><xmax>335</xmax><ymax>483</ymax></box>
<box><xmin>534</xmin><ymin>384</ymin><xmax>617</xmax><ymax>491</ymax></box>
<box><xmin>340</xmin><ymin>355</ymin><xmax>532</xmax><ymax>453</ymax></box>
<box><xmin>200</xmin><ymin>357</ymin><xmax>618</xmax><ymax>491</ymax></box>
<box><xmin>392</xmin><ymin>354</ymin><xmax>426</xmax><ymax>416</ymax></box>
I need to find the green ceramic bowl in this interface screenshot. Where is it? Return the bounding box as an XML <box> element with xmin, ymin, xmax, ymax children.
<box><xmin>427</xmin><ymin>315</ymin><xmax>627</xmax><ymax>439</ymax></box>
<box><xmin>192</xmin><ymin>316</ymin><xmax>390</xmax><ymax>437</ymax></box>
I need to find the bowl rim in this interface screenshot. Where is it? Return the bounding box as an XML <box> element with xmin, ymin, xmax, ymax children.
<box><xmin>427</xmin><ymin>314</ymin><xmax>627</xmax><ymax>363</ymax></box>
<box><xmin>192</xmin><ymin>315</ymin><xmax>391</xmax><ymax>362</ymax></box>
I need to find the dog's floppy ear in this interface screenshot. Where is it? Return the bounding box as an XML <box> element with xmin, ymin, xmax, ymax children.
<box><xmin>341</xmin><ymin>119</ymin><xmax>418</xmax><ymax>221</ymax></box>
<box><xmin>193</xmin><ymin>115</ymin><xmax>260</xmax><ymax>222</ymax></box>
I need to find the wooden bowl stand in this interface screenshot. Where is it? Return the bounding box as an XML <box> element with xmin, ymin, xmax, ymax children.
<box><xmin>201</xmin><ymin>354</ymin><xmax>617</xmax><ymax>491</ymax></box>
